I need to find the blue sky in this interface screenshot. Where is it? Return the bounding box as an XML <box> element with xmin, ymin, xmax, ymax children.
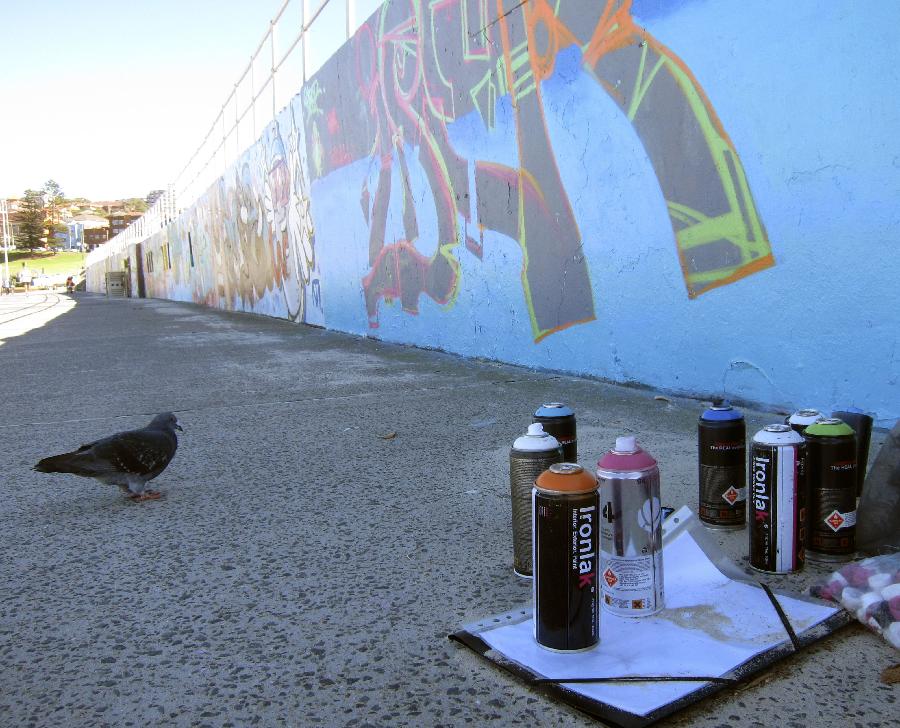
<box><xmin>1</xmin><ymin>0</ymin><xmax>381</xmax><ymax>201</ymax></box>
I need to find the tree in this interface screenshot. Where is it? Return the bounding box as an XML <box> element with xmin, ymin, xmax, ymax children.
<box><xmin>122</xmin><ymin>197</ymin><xmax>148</xmax><ymax>214</ymax></box>
<box><xmin>18</xmin><ymin>189</ymin><xmax>46</xmax><ymax>251</ymax></box>
<box><xmin>42</xmin><ymin>179</ymin><xmax>65</xmax><ymax>225</ymax></box>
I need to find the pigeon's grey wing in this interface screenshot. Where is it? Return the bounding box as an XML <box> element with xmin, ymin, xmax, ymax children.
<box><xmin>89</xmin><ymin>429</ymin><xmax>177</xmax><ymax>478</ymax></box>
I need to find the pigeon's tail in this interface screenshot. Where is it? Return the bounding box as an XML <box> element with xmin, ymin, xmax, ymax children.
<box><xmin>34</xmin><ymin>451</ymin><xmax>99</xmax><ymax>476</ymax></box>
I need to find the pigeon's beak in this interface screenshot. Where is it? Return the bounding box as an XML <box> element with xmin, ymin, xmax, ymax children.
<box><xmin>175</xmin><ymin>423</ymin><xmax>184</xmax><ymax>432</ymax></box>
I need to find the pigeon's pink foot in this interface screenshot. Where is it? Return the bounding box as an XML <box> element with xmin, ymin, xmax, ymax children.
<box><xmin>128</xmin><ymin>491</ymin><xmax>163</xmax><ymax>501</ymax></box>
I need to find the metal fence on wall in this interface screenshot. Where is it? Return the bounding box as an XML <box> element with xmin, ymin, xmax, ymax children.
<box><xmin>87</xmin><ymin>0</ymin><xmax>381</xmax><ymax>270</ymax></box>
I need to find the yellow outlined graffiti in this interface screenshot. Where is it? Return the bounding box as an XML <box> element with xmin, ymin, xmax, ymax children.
<box><xmin>303</xmin><ymin>0</ymin><xmax>774</xmax><ymax>339</ymax></box>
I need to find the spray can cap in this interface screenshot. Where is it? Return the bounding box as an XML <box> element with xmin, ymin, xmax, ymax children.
<box><xmin>535</xmin><ymin>462</ymin><xmax>597</xmax><ymax>494</ymax></box>
<box><xmin>534</xmin><ymin>402</ymin><xmax>574</xmax><ymax>418</ymax></box>
<box><xmin>701</xmin><ymin>401</ymin><xmax>743</xmax><ymax>421</ymax></box>
<box><xmin>598</xmin><ymin>436</ymin><xmax>657</xmax><ymax>471</ymax></box>
<box><xmin>513</xmin><ymin>422</ymin><xmax>561</xmax><ymax>452</ymax></box>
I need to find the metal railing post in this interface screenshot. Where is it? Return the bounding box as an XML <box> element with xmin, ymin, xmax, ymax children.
<box><xmin>271</xmin><ymin>20</ymin><xmax>277</xmax><ymax>120</ymax></box>
<box><xmin>222</xmin><ymin>111</ymin><xmax>227</xmax><ymax>173</ymax></box>
<box><xmin>303</xmin><ymin>0</ymin><xmax>311</xmax><ymax>83</ymax></box>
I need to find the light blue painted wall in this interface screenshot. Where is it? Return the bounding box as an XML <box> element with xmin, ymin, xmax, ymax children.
<box><xmin>91</xmin><ymin>0</ymin><xmax>899</xmax><ymax>426</ymax></box>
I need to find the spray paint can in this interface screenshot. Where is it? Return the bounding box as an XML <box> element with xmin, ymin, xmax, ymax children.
<box><xmin>805</xmin><ymin>418</ymin><xmax>858</xmax><ymax>562</ymax></box>
<box><xmin>509</xmin><ymin>423</ymin><xmax>562</xmax><ymax>577</ymax></box>
<box><xmin>597</xmin><ymin>436</ymin><xmax>665</xmax><ymax>617</ymax></box>
<box><xmin>749</xmin><ymin>425</ymin><xmax>806</xmax><ymax>574</ymax></box>
<box><xmin>832</xmin><ymin>408</ymin><xmax>873</xmax><ymax>496</ymax></box>
<box><xmin>698</xmin><ymin>401</ymin><xmax>747</xmax><ymax>529</ymax></box>
<box><xmin>533</xmin><ymin>463</ymin><xmax>599</xmax><ymax>651</ymax></box>
<box><xmin>786</xmin><ymin>409</ymin><xmax>824</xmax><ymax>434</ymax></box>
<box><xmin>533</xmin><ymin>403</ymin><xmax>577</xmax><ymax>463</ymax></box>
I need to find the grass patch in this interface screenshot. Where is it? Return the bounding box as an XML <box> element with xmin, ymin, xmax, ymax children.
<box><xmin>4</xmin><ymin>251</ymin><xmax>86</xmax><ymax>277</ymax></box>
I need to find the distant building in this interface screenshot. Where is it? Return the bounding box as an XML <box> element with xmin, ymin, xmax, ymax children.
<box><xmin>107</xmin><ymin>212</ymin><xmax>141</xmax><ymax>238</ymax></box>
<box><xmin>85</xmin><ymin>226</ymin><xmax>109</xmax><ymax>250</ymax></box>
<box><xmin>66</xmin><ymin>222</ymin><xmax>84</xmax><ymax>251</ymax></box>
<box><xmin>68</xmin><ymin>215</ymin><xmax>110</xmax><ymax>251</ymax></box>
<box><xmin>146</xmin><ymin>189</ymin><xmax>166</xmax><ymax>206</ymax></box>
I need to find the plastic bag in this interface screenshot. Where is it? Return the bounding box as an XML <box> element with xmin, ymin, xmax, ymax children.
<box><xmin>809</xmin><ymin>552</ymin><xmax>900</xmax><ymax>650</ymax></box>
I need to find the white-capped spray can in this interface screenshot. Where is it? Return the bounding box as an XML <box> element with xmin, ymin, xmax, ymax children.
<box><xmin>597</xmin><ymin>436</ymin><xmax>665</xmax><ymax>617</ymax></box>
<box><xmin>749</xmin><ymin>425</ymin><xmax>806</xmax><ymax>573</ymax></box>
<box><xmin>509</xmin><ymin>423</ymin><xmax>562</xmax><ymax>577</ymax></box>
<box><xmin>786</xmin><ymin>409</ymin><xmax>825</xmax><ymax>434</ymax></box>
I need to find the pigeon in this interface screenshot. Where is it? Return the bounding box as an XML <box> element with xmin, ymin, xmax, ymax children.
<box><xmin>34</xmin><ymin>413</ymin><xmax>183</xmax><ymax>501</ymax></box>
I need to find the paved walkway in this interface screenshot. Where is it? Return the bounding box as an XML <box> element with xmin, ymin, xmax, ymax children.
<box><xmin>1</xmin><ymin>293</ymin><xmax>895</xmax><ymax>727</ymax></box>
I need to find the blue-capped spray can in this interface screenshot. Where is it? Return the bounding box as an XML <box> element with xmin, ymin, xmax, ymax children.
<box><xmin>698</xmin><ymin>401</ymin><xmax>747</xmax><ymax>529</ymax></box>
<box><xmin>533</xmin><ymin>403</ymin><xmax>576</xmax><ymax>463</ymax></box>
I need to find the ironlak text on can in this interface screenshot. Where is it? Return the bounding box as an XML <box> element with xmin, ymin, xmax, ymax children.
<box><xmin>786</xmin><ymin>409</ymin><xmax>824</xmax><ymax>434</ymax></box>
<box><xmin>597</xmin><ymin>436</ymin><xmax>665</xmax><ymax>617</ymax></box>
<box><xmin>805</xmin><ymin>419</ymin><xmax>858</xmax><ymax>562</ymax></box>
<box><xmin>698</xmin><ymin>401</ymin><xmax>747</xmax><ymax>529</ymax></box>
<box><xmin>533</xmin><ymin>463</ymin><xmax>599</xmax><ymax>651</ymax></box>
<box><xmin>749</xmin><ymin>425</ymin><xmax>806</xmax><ymax>574</ymax></box>
<box><xmin>509</xmin><ymin>423</ymin><xmax>562</xmax><ymax>577</ymax></box>
<box><xmin>533</xmin><ymin>403</ymin><xmax>577</xmax><ymax>463</ymax></box>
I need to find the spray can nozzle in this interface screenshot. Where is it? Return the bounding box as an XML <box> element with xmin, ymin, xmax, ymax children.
<box><xmin>614</xmin><ymin>435</ymin><xmax>637</xmax><ymax>453</ymax></box>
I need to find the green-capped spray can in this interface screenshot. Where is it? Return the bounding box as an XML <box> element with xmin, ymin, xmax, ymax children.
<box><xmin>805</xmin><ymin>418</ymin><xmax>858</xmax><ymax>562</ymax></box>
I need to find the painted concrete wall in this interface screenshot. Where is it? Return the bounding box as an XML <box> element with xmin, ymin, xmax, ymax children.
<box><xmin>87</xmin><ymin>0</ymin><xmax>900</xmax><ymax>426</ymax></box>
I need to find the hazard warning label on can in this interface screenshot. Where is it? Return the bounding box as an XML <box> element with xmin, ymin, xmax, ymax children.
<box><xmin>824</xmin><ymin>509</ymin><xmax>856</xmax><ymax>532</ymax></box>
<box><xmin>603</xmin><ymin>567</ymin><xmax>618</xmax><ymax>588</ymax></box>
<box><xmin>721</xmin><ymin>485</ymin><xmax>747</xmax><ymax>505</ymax></box>
<box><xmin>600</xmin><ymin>552</ymin><xmax>663</xmax><ymax>616</ymax></box>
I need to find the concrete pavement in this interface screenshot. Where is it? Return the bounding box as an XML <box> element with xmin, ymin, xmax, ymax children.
<box><xmin>1</xmin><ymin>292</ymin><xmax>896</xmax><ymax>727</ymax></box>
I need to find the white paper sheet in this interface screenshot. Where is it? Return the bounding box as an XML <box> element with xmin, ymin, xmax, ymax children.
<box><xmin>478</xmin><ymin>526</ymin><xmax>838</xmax><ymax>717</ymax></box>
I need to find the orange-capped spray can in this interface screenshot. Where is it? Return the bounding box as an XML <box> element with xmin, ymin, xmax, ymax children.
<box><xmin>533</xmin><ymin>463</ymin><xmax>600</xmax><ymax>651</ymax></box>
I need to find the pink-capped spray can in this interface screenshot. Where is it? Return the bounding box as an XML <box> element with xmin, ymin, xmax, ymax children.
<box><xmin>597</xmin><ymin>437</ymin><xmax>665</xmax><ymax>617</ymax></box>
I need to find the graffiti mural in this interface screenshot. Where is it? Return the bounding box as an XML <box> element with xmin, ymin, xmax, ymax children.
<box><xmin>132</xmin><ymin>96</ymin><xmax>322</xmax><ymax>325</ymax></box>
<box><xmin>303</xmin><ymin>0</ymin><xmax>773</xmax><ymax>341</ymax></box>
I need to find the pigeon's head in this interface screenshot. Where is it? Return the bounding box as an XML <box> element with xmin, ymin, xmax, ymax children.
<box><xmin>150</xmin><ymin>412</ymin><xmax>183</xmax><ymax>433</ymax></box>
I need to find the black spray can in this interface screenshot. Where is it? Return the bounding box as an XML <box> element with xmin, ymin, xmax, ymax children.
<box><xmin>509</xmin><ymin>423</ymin><xmax>562</xmax><ymax>577</ymax></box>
<box><xmin>533</xmin><ymin>403</ymin><xmax>576</xmax><ymax>463</ymax></box>
<box><xmin>533</xmin><ymin>463</ymin><xmax>599</xmax><ymax>652</ymax></box>
<box><xmin>832</xmin><ymin>408</ymin><xmax>873</xmax><ymax>497</ymax></box>
<box><xmin>805</xmin><ymin>418</ymin><xmax>858</xmax><ymax>562</ymax></box>
<box><xmin>786</xmin><ymin>409</ymin><xmax>824</xmax><ymax>434</ymax></box>
<box><xmin>749</xmin><ymin>425</ymin><xmax>806</xmax><ymax>574</ymax></box>
<box><xmin>698</xmin><ymin>401</ymin><xmax>747</xmax><ymax>529</ymax></box>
